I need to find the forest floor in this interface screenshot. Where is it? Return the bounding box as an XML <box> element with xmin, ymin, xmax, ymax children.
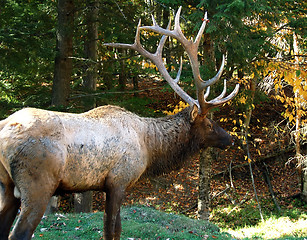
<box><xmin>60</xmin><ymin>78</ymin><xmax>306</xmax><ymax>231</ymax></box>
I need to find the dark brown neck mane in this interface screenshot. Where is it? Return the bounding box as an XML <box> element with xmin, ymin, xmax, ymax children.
<box><xmin>143</xmin><ymin>107</ymin><xmax>203</xmax><ymax>176</ymax></box>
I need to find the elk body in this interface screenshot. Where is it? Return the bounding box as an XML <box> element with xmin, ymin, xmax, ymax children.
<box><xmin>0</xmin><ymin>7</ymin><xmax>239</xmax><ymax>240</ymax></box>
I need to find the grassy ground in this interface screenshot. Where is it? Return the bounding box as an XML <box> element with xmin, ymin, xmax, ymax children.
<box><xmin>212</xmin><ymin>198</ymin><xmax>307</xmax><ymax>240</ymax></box>
<box><xmin>32</xmin><ymin>205</ymin><xmax>307</xmax><ymax>240</ymax></box>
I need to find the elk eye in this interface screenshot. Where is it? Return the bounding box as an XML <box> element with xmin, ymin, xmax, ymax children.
<box><xmin>207</xmin><ymin>123</ymin><xmax>213</xmax><ymax>131</ymax></box>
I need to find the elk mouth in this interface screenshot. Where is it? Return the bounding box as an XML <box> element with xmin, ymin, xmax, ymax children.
<box><xmin>214</xmin><ymin>134</ymin><xmax>234</xmax><ymax>150</ymax></box>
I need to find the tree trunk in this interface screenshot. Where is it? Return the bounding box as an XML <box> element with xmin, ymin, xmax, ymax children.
<box><xmin>45</xmin><ymin>196</ymin><xmax>59</xmax><ymax>215</ymax></box>
<box><xmin>82</xmin><ymin>0</ymin><xmax>98</xmax><ymax>110</ymax></box>
<box><xmin>52</xmin><ymin>0</ymin><xmax>74</xmax><ymax>106</ymax></box>
<box><xmin>74</xmin><ymin>192</ymin><xmax>93</xmax><ymax>213</ymax></box>
<box><xmin>243</xmin><ymin>78</ymin><xmax>256</xmax><ymax>130</ymax></box>
<box><xmin>197</xmin><ymin>148</ymin><xmax>214</xmax><ymax>220</ymax></box>
<box><xmin>118</xmin><ymin>49</ymin><xmax>127</xmax><ymax>90</ymax></box>
<box><xmin>83</xmin><ymin>0</ymin><xmax>98</xmax><ymax>92</ymax></box>
<box><xmin>198</xmin><ymin>31</ymin><xmax>216</xmax><ymax>221</ymax></box>
<box><xmin>47</xmin><ymin>0</ymin><xmax>74</xmax><ymax>214</ymax></box>
<box><xmin>302</xmin><ymin>166</ymin><xmax>307</xmax><ymax>202</ymax></box>
<box><xmin>293</xmin><ymin>33</ymin><xmax>307</xmax><ymax>202</ymax></box>
<box><xmin>73</xmin><ymin>0</ymin><xmax>99</xmax><ymax>213</ymax></box>
<box><xmin>102</xmin><ymin>59</ymin><xmax>113</xmax><ymax>90</ymax></box>
<box><xmin>133</xmin><ymin>75</ymin><xmax>139</xmax><ymax>97</ymax></box>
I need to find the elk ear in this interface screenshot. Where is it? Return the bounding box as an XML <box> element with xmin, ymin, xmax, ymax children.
<box><xmin>189</xmin><ymin>104</ymin><xmax>199</xmax><ymax>123</ymax></box>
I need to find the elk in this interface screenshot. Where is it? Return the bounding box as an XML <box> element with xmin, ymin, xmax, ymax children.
<box><xmin>0</xmin><ymin>7</ymin><xmax>239</xmax><ymax>240</ymax></box>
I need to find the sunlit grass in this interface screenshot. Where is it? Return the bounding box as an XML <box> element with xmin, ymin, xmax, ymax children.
<box><xmin>227</xmin><ymin>216</ymin><xmax>307</xmax><ymax>239</ymax></box>
<box><xmin>210</xmin><ymin>198</ymin><xmax>307</xmax><ymax>239</ymax></box>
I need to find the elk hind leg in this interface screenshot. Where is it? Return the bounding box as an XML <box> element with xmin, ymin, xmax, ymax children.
<box><xmin>103</xmin><ymin>183</ymin><xmax>125</xmax><ymax>240</ymax></box>
<box><xmin>9</xmin><ymin>180</ymin><xmax>57</xmax><ymax>240</ymax></box>
<box><xmin>0</xmin><ymin>182</ymin><xmax>20</xmax><ymax>240</ymax></box>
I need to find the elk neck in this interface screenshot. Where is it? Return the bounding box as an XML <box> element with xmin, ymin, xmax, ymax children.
<box><xmin>143</xmin><ymin>106</ymin><xmax>202</xmax><ymax>177</ymax></box>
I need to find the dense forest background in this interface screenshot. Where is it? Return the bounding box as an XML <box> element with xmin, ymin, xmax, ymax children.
<box><xmin>1</xmin><ymin>0</ymin><xmax>306</xmax><ymax>233</ymax></box>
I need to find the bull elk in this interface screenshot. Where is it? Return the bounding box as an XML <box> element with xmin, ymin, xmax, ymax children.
<box><xmin>0</xmin><ymin>7</ymin><xmax>239</xmax><ymax>240</ymax></box>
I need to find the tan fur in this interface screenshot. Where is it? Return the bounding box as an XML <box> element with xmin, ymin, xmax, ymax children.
<box><xmin>0</xmin><ymin>105</ymin><xmax>232</xmax><ymax>240</ymax></box>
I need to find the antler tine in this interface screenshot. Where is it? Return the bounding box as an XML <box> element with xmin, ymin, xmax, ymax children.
<box><xmin>201</xmin><ymin>82</ymin><xmax>240</xmax><ymax>115</ymax></box>
<box><xmin>156</xmin><ymin>18</ymin><xmax>171</xmax><ymax>57</ymax></box>
<box><xmin>204</xmin><ymin>86</ymin><xmax>211</xmax><ymax>100</ymax></box>
<box><xmin>105</xmin><ymin>16</ymin><xmax>198</xmax><ymax>108</ymax></box>
<box><xmin>194</xmin><ymin>12</ymin><xmax>208</xmax><ymax>47</ymax></box>
<box><xmin>215</xmin><ymin>79</ymin><xmax>228</xmax><ymax>100</ymax></box>
<box><xmin>173</xmin><ymin>6</ymin><xmax>188</xmax><ymax>43</ymax></box>
<box><xmin>197</xmin><ymin>55</ymin><xmax>226</xmax><ymax>113</ymax></box>
<box><xmin>151</xmin><ymin>14</ymin><xmax>158</xmax><ymax>26</ymax></box>
<box><xmin>104</xmin><ymin>19</ymin><xmax>142</xmax><ymax>51</ymax></box>
<box><xmin>140</xmin><ymin>7</ymin><xmax>190</xmax><ymax>47</ymax></box>
<box><xmin>203</xmin><ymin>55</ymin><xmax>225</xmax><ymax>88</ymax></box>
<box><xmin>105</xmin><ymin>7</ymin><xmax>239</xmax><ymax>116</ymax></box>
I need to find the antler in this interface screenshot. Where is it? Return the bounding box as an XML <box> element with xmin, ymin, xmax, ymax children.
<box><xmin>105</xmin><ymin>6</ymin><xmax>239</xmax><ymax>115</ymax></box>
<box><xmin>105</xmin><ymin>19</ymin><xmax>197</xmax><ymax>107</ymax></box>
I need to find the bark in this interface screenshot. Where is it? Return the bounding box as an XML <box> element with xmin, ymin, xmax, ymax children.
<box><xmin>133</xmin><ymin>75</ymin><xmax>139</xmax><ymax>97</ymax></box>
<box><xmin>202</xmin><ymin>33</ymin><xmax>215</xmax><ymax>68</ymax></box>
<box><xmin>257</xmin><ymin>162</ymin><xmax>281</xmax><ymax>212</ymax></box>
<box><xmin>48</xmin><ymin>0</ymin><xmax>74</xmax><ymax>214</ymax></box>
<box><xmin>83</xmin><ymin>0</ymin><xmax>98</xmax><ymax>92</ymax></box>
<box><xmin>45</xmin><ymin>196</ymin><xmax>59</xmax><ymax>215</ymax></box>
<box><xmin>293</xmin><ymin>33</ymin><xmax>307</xmax><ymax>202</ymax></box>
<box><xmin>197</xmin><ymin>148</ymin><xmax>213</xmax><ymax>220</ymax></box>
<box><xmin>198</xmin><ymin>33</ymin><xmax>216</xmax><ymax>221</ymax></box>
<box><xmin>52</xmin><ymin>0</ymin><xmax>74</xmax><ymax>106</ymax></box>
<box><xmin>74</xmin><ymin>0</ymin><xmax>98</xmax><ymax>212</ymax></box>
<box><xmin>102</xmin><ymin>60</ymin><xmax>113</xmax><ymax>90</ymax></box>
<box><xmin>74</xmin><ymin>192</ymin><xmax>93</xmax><ymax>213</ymax></box>
<box><xmin>82</xmin><ymin>0</ymin><xmax>98</xmax><ymax>111</ymax></box>
<box><xmin>118</xmin><ymin>49</ymin><xmax>127</xmax><ymax>90</ymax></box>
<box><xmin>243</xmin><ymin>78</ymin><xmax>256</xmax><ymax>130</ymax></box>
<box><xmin>303</xmin><ymin>166</ymin><xmax>307</xmax><ymax>202</ymax></box>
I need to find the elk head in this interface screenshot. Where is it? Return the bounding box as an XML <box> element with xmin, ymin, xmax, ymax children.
<box><xmin>105</xmin><ymin>6</ymin><xmax>239</xmax><ymax>146</ymax></box>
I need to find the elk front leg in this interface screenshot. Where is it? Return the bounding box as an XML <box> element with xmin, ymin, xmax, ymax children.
<box><xmin>0</xmin><ymin>182</ymin><xmax>20</xmax><ymax>240</ymax></box>
<box><xmin>103</xmin><ymin>180</ymin><xmax>125</xmax><ymax>240</ymax></box>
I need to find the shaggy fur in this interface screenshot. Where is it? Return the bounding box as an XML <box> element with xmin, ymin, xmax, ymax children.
<box><xmin>0</xmin><ymin>105</ymin><xmax>232</xmax><ymax>240</ymax></box>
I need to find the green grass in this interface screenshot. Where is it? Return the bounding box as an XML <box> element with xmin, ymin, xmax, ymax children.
<box><xmin>32</xmin><ymin>204</ymin><xmax>307</xmax><ymax>240</ymax></box>
<box><xmin>33</xmin><ymin>205</ymin><xmax>232</xmax><ymax>240</ymax></box>
<box><xmin>211</xmin><ymin>198</ymin><xmax>307</xmax><ymax>240</ymax></box>
<box><xmin>228</xmin><ymin>216</ymin><xmax>307</xmax><ymax>240</ymax></box>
